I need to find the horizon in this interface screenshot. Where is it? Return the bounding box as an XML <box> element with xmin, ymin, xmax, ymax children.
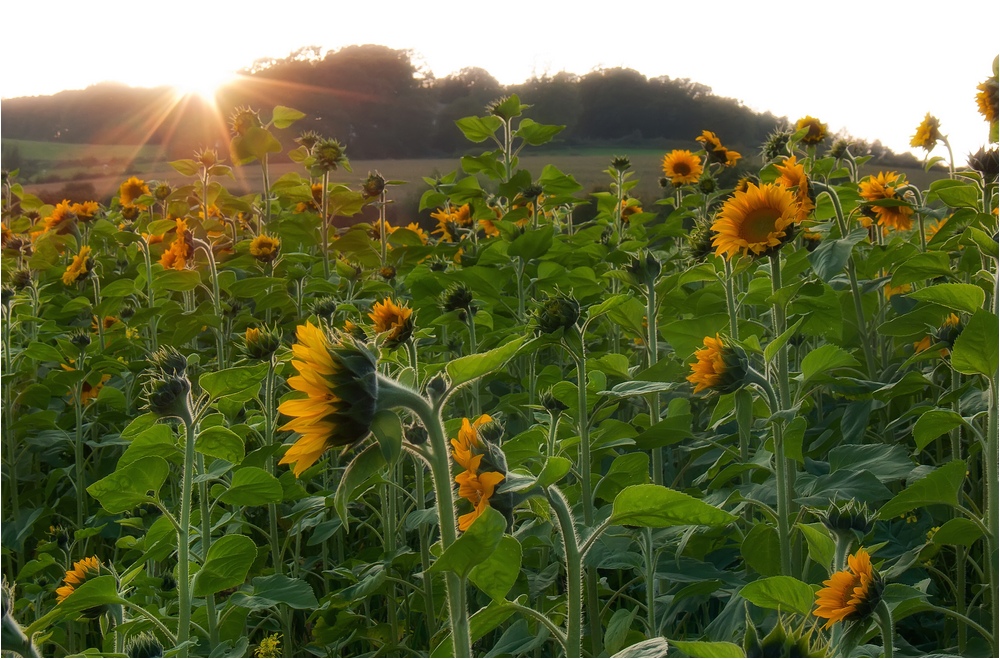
<box><xmin>1</xmin><ymin>1</ymin><xmax>998</xmax><ymax>162</ymax></box>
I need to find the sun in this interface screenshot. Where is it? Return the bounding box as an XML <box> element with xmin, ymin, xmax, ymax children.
<box><xmin>172</xmin><ymin>69</ymin><xmax>235</xmax><ymax>102</ymax></box>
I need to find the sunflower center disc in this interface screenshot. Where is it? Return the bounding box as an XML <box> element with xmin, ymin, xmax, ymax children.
<box><xmin>740</xmin><ymin>208</ymin><xmax>783</xmax><ymax>243</ymax></box>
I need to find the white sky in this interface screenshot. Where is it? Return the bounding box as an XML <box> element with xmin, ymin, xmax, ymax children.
<box><xmin>1</xmin><ymin>1</ymin><xmax>997</xmax><ymax>161</ymax></box>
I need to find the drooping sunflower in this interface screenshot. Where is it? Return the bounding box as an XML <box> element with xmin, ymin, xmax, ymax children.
<box><xmin>711</xmin><ymin>183</ymin><xmax>800</xmax><ymax>259</ymax></box>
<box><xmin>858</xmin><ymin>172</ymin><xmax>914</xmax><ymax>232</ymax></box>
<box><xmin>62</xmin><ymin>246</ymin><xmax>93</xmax><ymax>285</ymax></box>
<box><xmin>277</xmin><ymin>322</ymin><xmax>378</xmax><ymax>477</ymax></box>
<box><xmin>55</xmin><ymin>556</ymin><xmax>102</xmax><ymax>603</ymax></box>
<box><xmin>661</xmin><ymin>150</ymin><xmax>704</xmax><ymax>186</ymax></box>
<box><xmin>451</xmin><ymin>414</ymin><xmax>492</xmax><ymax>471</ymax></box>
<box><xmin>455</xmin><ymin>469</ymin><xmax>506</xmax><ymax>531</ymax></box>
<box><xmin>913</xmin><ymin>313</ymin><xmax>962</xmax><ymax>356</ymax></box>
<box><xmin>44</xmin><ymin>200</ymin><xmax>77</xmax><ymax>234</ymax></box>
<box><xmin>774</xmin><ymin>155</ymin><xmax>815</xmax><ymax>222</ymax></box>
<box><xmin>369</xmin><ymin>298</ymin><xmax>414</xmax><ymax>348</ymax></box>
<box><xmin>696</xmin><ymin>130</ymin><xmax>742</xmax><ymax>166</ymax></box>
<box><xmin>976</xmin><ymin>77</ymin><xmax>999</xmax><ymax>124</ymax></box>
<box><xmin>795</xmin><ymin>116</ymin><xmax>828</xmax><ymax>145</ymax></box>
<box><xmin>119</xmin><ymin>176</ymin><xmax>150</xmax><ymax>206</ymax></box>
<box><xmin>814</xmin><ymin>547</ymin><xmax>884</xmax><ymax>629</ymax></box>
<box><xmin>910</xmin><ymin>113</ymin><xmax>942</xmax><ymax>150</ymax></box>
<box><xmin>687</xmin><ymin>335</ymin><xmax>726</xmax><ymax>394</ymax></box>
<box><xmin>249</xmin><ymin>234</ymin><xmax>280</xmax><ymax>262</ymax></box>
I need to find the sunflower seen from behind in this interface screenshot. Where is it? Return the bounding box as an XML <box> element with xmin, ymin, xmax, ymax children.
<box><xmin>814</xmin><ymin>547</ymin><xmax>884</xmax><ymax>629</ymax></box>
<box><xmin>277</xmin><ymin>322</ymin><xmax>378</xmax><ymax>477</ymax></box>
<box><xmin>55</xmin><ymin>556</ymin><xmax>102</xmax><ymax>603</ymax></box>
<box><xmin>369</xmin><ymin>298</ymin><xmax>414</xmax><ymax>349</ymax></box>
<box><xmin>910</xmin><ymin>113</ymin><xmax>942</xmax><ymax>150</ymax></box>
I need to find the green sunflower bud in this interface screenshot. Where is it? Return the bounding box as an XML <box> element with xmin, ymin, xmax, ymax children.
<box><xmin>362</xmin><ymin>171</ymin><xmax>386</xmax><ymax>199</ymax></box>
<box><xmin>243</xmin><ymin>326</ymin><xmax>282</xmax><ymax>360</ymax></box>
<box><xmin>610</xmin><ymin>155</ymin><xmax>631</xmax><ymax>172</ymax></box>
<box><xmin>819</xmin><ymin>500</ymin><xmax>877</xmax><ymax>537</ymax></box>
<box><xmin>126</xmin><ymin>631</ymin><xmax>165</xmax><ymax>658</ymax></box>
<box><xmin>540</xmin><ymin>388</ymin><xmax>568</xmax><ymax>413</ymax></box>
<box><xmin>313</xmin><ymin>138</ymin><xmax>349</xmax><ymax>174</ymax></box>
<box><xmin>440</xmin><ymin>284</ymin><xmax>475</xmax><ymax>313</ymax></box>
<box><xmin>150</xmin><ymin>346</ymin><xmax>187</xmax><ymax>377</ymax></box>
<box><xmin>535</xmin><ymin>294</ymin><xmax>580</xmax><ymax>335</ymax></box>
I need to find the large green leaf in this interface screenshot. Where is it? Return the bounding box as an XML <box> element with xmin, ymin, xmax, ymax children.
<box><xmin>741</xmin><ymin>524</ymin><xmax>781</xmax><ymax>577</ymax></box>
<box><xmin>195</xmin><ymin>425</ymin><xmax>245</xmax><ymax>464</ymax></box>
<box><xmin>446</xmin><ymin>336</ymin><xmax>524</xmax><ymax>387</ymax></box>
<box><xmin>594</xmin><ymin>453</ymin><xmax>650</xmax><ymax>502</ymax></box>
<box><xmin>428</xmin><ymin>507</ymin><xmax>506</xmax><ymax>579</ymax></box>
<box><xmin>513</xmin><ymin>118</ymin><xmax>565</xmax><ymax>146</ymax></box>
<box><xmin>271</xmin><ymin>105</ymin><xmax>305</xmax><ymax>129</ymax></box>
<box><xmin>229</xmin><ymin>574</ymin><xmax>318</xmax><ymax>610</ymax></box>
<box><xmin>431</xmin><ymin>596</ymin><xmax>521</xmax><ymax>657</ymax></box>
<box><xmin>951</xmin><ymin>309</ymin><xmax>999</xmax><ymax>377</ymax></box>
<box><xmin>912</xmin><ymin>409</ymin><xmax>970</xmax><ymax>451</ymax></box>
<box><xmin>219</xmin><ymin>467</ymin><xmax>282</xmax><ymax>506</ymax></box>
<box><xmin>740</xmin><ymin>576</ymin><xmax>815</xmax><ymax>616</ymax></box>
<box><xmin>469</xmin><ymin>535</ymin><xmax>521</xmax><ymax>601</ymax></box>
<box><xmin>87</xmin><ymin>456</ymin><xmax>169</xmax><ymax>513</ymax></box>
<box><xmin>334</xmin><ymin>444</ymin><xmax>386</xmax><ymax>529</ymax></box>
<box><xmin>199</xmin><ymin>363</ymin><xmax>269</xmax><ymax>400</ymax></box>
<box><xmin>668</xmin><ymin>640</ymin><xmax>745</xmax><ymax>658</ymax></box>
<box><xmin>931</xmin><ymin>518</ymin><xmax>984</xmax><ymax>547</ymax></box>
<box><xmin>808</xmin><ymin>228</ymin><xmax>868</xmax><ymax>282</ymax></box>
<box><xmin>800</xmin><ymin>344</ymin><xmax>860</xmax><ymax>382</ymax></box>
<box><xmin>878</xmin><ymin>460</ymin><xmax>967</xmax><ymax>519</ymax></box>
<box><xmin>508</xmin><ymin>227</ymin><xmax>554</xmax><ymax>260</ymax></box>
<box><xmin>890</xmin><ymin>252</ymin><xmax>953</xmax><ymax>287</ymax></box>
<box><xmin>907</xmin><ymin>283</ymin><xmax>985</xmax><ymax>314</ymax></box>
<box><xmin>612</xmin><ymin>638</ymin><xmax>671</xmax><ymax>658</ymax></box>
<box><xmin>192</xmin><ymin>534</ymin><xmax>257</xmax><ymax>597</ymax></box>
<box><xmin>454</xmin><ymin>116</ymin><xmax>503</xmax><ymax>143</ymax></box>
<box><xmin>609</xmin><ymin>484</ymin><xmax>737</xmax><ymax>528</ymax></box>
<box><xmin>119</xmin><ymin>424</ymin><xmax>181</xmax><ymax>467</ymax></box>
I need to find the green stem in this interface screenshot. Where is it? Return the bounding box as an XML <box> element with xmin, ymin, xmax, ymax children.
<box><xmin>875</xmin><ymin>599</ymin><xmax>894</xmax><ymax>658</ymax></box>
<box><xmin>646</xmin><ymin>273</ymin><xmax>662</xmax><ymax>486</ymax></box>
<box><xmin>121</xmin><ymin>601</ymin><xmax>178</xmax><ymax>646</ymax></box>
<box><xmin>924</xmin><ymin>603</ymin><xmax>994</xmax><ymax>648</ymax></box>
<box><xmin>986</xmin><ymin>373</ymin><xmax>999</xmax><ymax>657</ymax></box>
<box><xmin>321</xmin><ymin>172</ymin><xmax>331</xmax><ymax>280</ymax></box>
<box><xmin>465</xmin><ymin>313</ymin><xmax>479</xmax><ymax>417</ymax></box>
<box><xmin>643</xmin><ymin>528</ymin><xmax>657</xmax><ymax>637</ymax></box>
<box><xmin>197</xmin><ymin>454</ymin><xmax>219</xmax><ymax>649</ymax></box>
<box><xmin>176</xmin><ymin>406</ymin><xmax>197</xmax><ymax>646</ymax></box>
<box><xmin>260</xmin><ymin>155</ymin><xmax>272</xmax><ymax>226</ymax></box>
<box><xmin>412</xmin><ymin>452</ymin><xmax>437</xmax><ymax>644</ymax></box>
<box><xmin>748</xmin><ymin>369</ymin><xmax>791</xmax><ymax>576</ymax></box>
<box><xmin>74</xmin><ymin>379</ymin><xmax>86</xmax><ymax>529</ymax></box>
<box><xmin>547</xmin><ymin>487</ymin><xmax>582</xmax><ymax>658</ymax></box>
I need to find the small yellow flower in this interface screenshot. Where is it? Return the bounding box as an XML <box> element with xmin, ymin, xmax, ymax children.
<box><xmin>795</xmin><ymin>116</ymin><xmax>828</xmax><ymax>145</ymax></box>
<box><xmin>56</xmin><ymin>556</ymin><xmax>102</xmax><ymax>603</ymax></box>
<box><xmin>255</xmin><ymin>633</ymin><xmax>282</xmax><ymax>659</ymax></box>
<box><xmin>661</xmin><ymin>149</ymin><xmax>704</xmax><ymax>185</ymax></box>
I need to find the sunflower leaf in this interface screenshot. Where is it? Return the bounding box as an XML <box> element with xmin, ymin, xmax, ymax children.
<box><xmin>428</xmin><ymin>507</ymin><xmax>506</xmax><ymax>579</ymax></box>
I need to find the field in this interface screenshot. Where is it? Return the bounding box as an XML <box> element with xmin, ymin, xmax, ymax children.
<box><xmin>1</xmin><ymin>85</ymin><xmax>998</xmax><ymax>659</ymax></box>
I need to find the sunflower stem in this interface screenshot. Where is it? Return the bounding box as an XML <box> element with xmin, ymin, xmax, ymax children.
<box><xmin>747</xmin><ymin>368</ymin><xmax>791</xmax><ymax>576</ymax></box>
<box><xmin>197</xmin><ymin>453</ymin><xmax>219</xmax><ymax>650</ymax></box>
<box><xmin>547</xmin><ymin>486</ymin><xmax>582</xmax><ymax>658</ymax></box>
<box><xmin>176</xmin><ymin>403</ymin><xmax>197</xmax><ymax>647</ymax></box>
<box><xmin>321</xmin><ymin>171</ymin><xmax>331</xmax><ymax>280</ymax></box>
<box><xmin>645</xmin><ymin>267</ymin><xmax>663</xmax><ymax>486</ymax></box>
<box><xmin>875</xmin><ymin>599</ymin><xmax>895</xmax><ymax>658</ymax></box>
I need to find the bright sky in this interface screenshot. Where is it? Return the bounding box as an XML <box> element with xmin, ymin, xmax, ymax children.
<box><xmin>2</xmin><ymin>1</ymin><xmax>997</xmax><ymax>162</ymax></box>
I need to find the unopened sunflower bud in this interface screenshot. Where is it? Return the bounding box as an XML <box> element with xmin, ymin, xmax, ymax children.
<box><xmin>150</xmin><ymin>346</ymin><xmax>187</xmax><ymax>377</ymax></box>
<box><xmin>311</xmin><ymin>296</ymin><xmax>338</xmax><ymax>319</ymax></box>
<box><xmin>476</xmin><ymin>416</ymin><xmax>505</xmax><ymax>445</ymax></box>
<box><xmin>342</xmin><ymin>320</ymin><xmax>368</xmax><ymax>342</ymax></box>
<box><xmin>126</xmin><ymin>631</ymin><xmax>164</xmax><ymax>658</ymax></box>
<box><xmin>535</xmin><ymin>294</ymin><xmax>580</xmax><ymax>335</ymax></box>
<box><xmin>610</xmin><ymin>155</ymin><xmax>631</xmax><ymax>173</ymax></box>
<box><xmin>296</xmin><ymin>131</ymin><xmax>322</xmax><ymax>152</ymax></box>
<box><xmin>404</xmin><ymin>424</ymin><xmax>428</xmax><ymax>445</ymax></box>
<box><xmin>243</xmin><ymin>326</ymin><xmax>282</xmax><ymax>360</ymax></box>
<box><xmin>819</xmin><ymin>500</ymin><xmax>877</xmax><ymax>537</ymax></box>
<box><xmin>440</xmin><ymin>284</ymin><xmax>474</xmax><ymax>313</ymax></box>
<box><xmin>145</xmin><ymin>375</ymin><xmax>192</xmax><ymax>418</ymax></box>
<box><xmin>286</xmin><ymin>263</ymin><xmax>308</xmax><ymax>281</ymax></box>
<box><xmin>362</xmin><ymin>171</ymin><xmax>386</xmax><ymax>199</ymax></box>
<box><xmin>195</xmin><ymin>148</ymin><xmax>218</xmax><ymax>168</ymax></box>
<box><xmin>70</xmin><ymin>330</ymin><xmax>91</xmax><ymax>350</ymax></box>
<box><xmin>153</xmin><ymin>181</ymin><xmax>174</xmax><ymax>201</ymax></box>
<box><xmin>540</xmin><ymin>389</ymin><xmax>568</xmax><ymax>413</ymax></box>
<box><xmin>426</xmin><ymin>373</ymin><xmax>450</xmax><ymax>401</ymax></box>
<box><xmin>379</xmin><ymin>265</ymin><xmax>397</xmax><ymax>281</ymax></box>
<box><xmin>520</xmin><ymin>184</ymin><xmax>543</xmax><ymax>202</ymax></box>
<box><xmin>313</xmin><ymin>138</ymin><xmax>349</xmax><ymax>173</ymax></box>
<box><xmin>698</xmin><ymin>175</ymin><xmax>717</xmax><ymax>195</ymax></box>
<box><xmin>626</xmin><ymin>252</ymin><xmax>662</xmax><ymax>282</ymax></box>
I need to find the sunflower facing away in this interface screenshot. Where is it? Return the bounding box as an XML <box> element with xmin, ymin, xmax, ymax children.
<box><xmin>160</xmin><ymin>219</ymin><xmax>193</xmax><ymax>270</ymax></box>
<box><xmin>814</xmin><ymin>547</ymin><xmax>884</xmax><ymax>629</ymax></box>
<box><xmin>774</xmin><ymin>155</ymin><xmax>815</xmax><ymax>222</ymax></box>
<box><xmin>696</xmin><ymin>130</ymin><xmax>742</xmax><ymax>166</ymax></box>
<box><xmin>277</xmin><ymin>322</ymin><xmax>378</xmax><ymax>476</ymax></box>
<box><xmin>976</xmin><ymin>77</ymin><xmax>999</xmax><ymax>124</ymax></box>
<box><xmin>711</xmin><ymin>182</ymin><xmax>800</xmax><ymax>259</ymax></box>
<box><xmin>661</xmin><ymin>150</ymin><xmax>704</xmax><ymax>185</ymax></box>
<box><xmin>62</xmin><ymin>246</ymin><xmax>93</xmax><ymax>286</ymax></box>
<box><xmin>56</xmin><ymin>556</ymin><xmax>102</xmax><ymax>603</ymax></box>
<box><xmin>369</xmin><ymin>298</ymin><xmax>414</xmax><ymax>349</ymax></box>
<box><xmin>687</xmin><ymin>335</ymin><xmax>727</xmax><ymax>394</ymax></box>
<box><xmin>910</xmin><ymin>113</ymin><xmax>942</xmax><ymax>150</ymax></box>
<box><xmin>451</xmin><ymin>414</ymin><xmax>505</xmax><ymax>531</ymax></box>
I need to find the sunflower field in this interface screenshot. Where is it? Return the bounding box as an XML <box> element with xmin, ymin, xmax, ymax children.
<box><xmin>1</xmin><ymin>59</ymin><xmax>998</xmax><ymax>659</ymax></box>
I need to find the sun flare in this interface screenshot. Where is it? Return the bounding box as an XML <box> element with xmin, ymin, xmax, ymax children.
<box><xmin>172</xmin><ymin>70</ymin><xmax>234</xmax><ymax>102</ymax></box>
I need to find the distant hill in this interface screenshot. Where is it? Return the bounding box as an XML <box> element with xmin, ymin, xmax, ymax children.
<box><xmin>1</xmin><ymin>44</ymin><xmax>922</xmax><ymax>177</ymax></box>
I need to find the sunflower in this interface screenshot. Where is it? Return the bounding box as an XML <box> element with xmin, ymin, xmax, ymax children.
<box><xmin>451</xmin><ymin>414</ymin><xmax>492</xmax><ymax>471</ymax></box>
<box><xmin>44</xmin><ymin>200</ymin><xmax>77</xmax><ymax>234</ymax></box>
<box><xmin>369</xmin><ymin>298</ymin><xmax>414</xmax><ymax>349</ymax></box>
<box><xmin>119</xmin><ymin>176</ymin><xmax>150</xmax><ymax>206</ymax></box>
<box><xmin>661</xmin><ymin>150</ymin><xmax>704</xmax><ymax>185</ymax></box>
<box><xmin>795</xmin><ymin>116</ymin><xmax>828</xmax><ymax>145</ymax></box>
<box><xmin>884</xmin><ymin>282</ymin><xmax>911</xmax><ymax>299</ymax></box>
<box><xmin>696</xmin><ymin>130</ymin><xmax>742</xmax><ymax>166</ymax></box>
<box><xmin>910</xmin><ymin>113</ymin><xmax>942</xmax><ymax>150</ymax></box>
<box><xmin>250</xmin><ymin>234</ymin><xmax>280</xmax><ymax>262</ymax></box>
<box><xmin>71</xmin><ymin>201</ymin><xmax>99</xmax><ymax>223</ymax></box>
<box><xmin>976</xmin><ymin>78</ymin><xmax>999</xmax><ymax>124</ymax></box>
<box><xmin>858</xmin><ymin>172</ymin><xmax>914</xmax><ymax>232</ymax></box>
<box><xmin>711</xmin><ymin>183</ymin><xmax>800</xmax><ymax>259</ymax></box>
<box><xmin>925</xmin><ymin>217</ymin><xmax>948</xmax><ymax>241</ymax></box>
<box><xmin>62</xmin><ymin>246</ymin><xmax>93</xmax><ymax>285</ymax></box>
<box><xmin>403</xmin><ymin>222</ymin><xmax>429</xmax><ymax>244</ymax></box>
<box><xmin>55</xmin><ymin>556</ymin><xmax>102</xmax><ymax>603</ymax></box>
<box><xmin>277</xmin><ymin>323</ymin><xmax>378</xmax><ymax>477</ymax></box>
<box><xmin>478</xmin><ymin>217</ymin><xmax>501</xmax><ymax>238</ymax></box>
<box><xmin>814</xmin><ymin>548</ymin><xmax>884</xmax><ymax>629</ymax></box>
<box><xmin>455</xmin><ymin>469</ymin><xmax>506</xmax><ymax>531</ymax></box>
<box><xmin>774</xmin><ymin>155</ymin><xmax>815</xmax><ymax>222</ymax></box>
<box><xmin>914</xmin><ymin>313</ymin><xmax>961</xmax><ymax>356</ymax></box>
<box><xmin>160</xmin><ymin>219</ymin><xmax>192</xmax><ymax>270</ymax></box>
<box><xmin>687</xmin><ymin>335</ymin><xmax>727</xmax><ymax>394</ymax></box>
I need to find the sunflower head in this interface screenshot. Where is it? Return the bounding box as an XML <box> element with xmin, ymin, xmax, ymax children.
<box><xmin>858</xmin><ymin>172</ymin><xmax>914</xmax><ymax>232</ymax></box>
<box><xmin>626</xmin><ymin>252</ymin><xmax>662</xmax><ymax>283</ymax></box>
<box><xmin>55</xmin><ymin>556</ymin><xmax>102</xmax><ymax>604</ymax></box>
<box><xmin>775</xmin><ymin>155</ymin><xmax>816</xmax><ymax>222</ymax></box>
<box><xmin>71</xmin><ymin>201</ymin><xmax>99</xmax><ymax>223</ymax></box>
<box><xmin>819</xmin><ymin>500</ymin><xmax>877</xmax><ymax>537</ymax></box>
<box><xmin>910</xmin><ymin>113</ymin><xmax>942</xmax><ymax>150</ymax></box>
<box><xmin>440</xmin><ymin>284</ymin><xmax>475</xmax><ymax>314</ymax></box>
<box><xmin>761</xmin><ymin>129</ymin><xmax>793</xmax><ymax>161</ymax></box>
<box><xmin>362</xmin><ymin>171</ymin><xmax>386</xmax><ymax>199</ymax></box>
<box><xmin>687</xmin><ymin>334</ymin><xmax>750</xmax><ymax>395</ymax></box>
<box><xmin>153</xmin><ymin>181</ymin><xmax>174</xmax><ymax>202</ymax></box>
<box><xmin>745</xmin><ymin>616</ymin><xmax>828</xmax><ymax>658</ymax></box>
<box><xmin>62</xmin><ymin>246</ymin><xmax>94</xmax><ymax>286</ymax></box>
<box><xmin>379</xmin><ymin>265</ymin><xmax>397</xmax><ymax>281</ymax></box>
<box><xmin>540</xmin><ymin>388</ymin><xmax>569</xmax><ymax>413</ymax></box>
<box><xmin>119</xmin><ymin>177</ymin><xmax>150</xmax><ymax>206</ymax></box>
<box><xmin>229</xmin><ymin>106</ymin><xmax>262</xmax><ymax>138</ymax></box>
<box><xmin>610</xmin><ymin>155</ymin><xmax>632</xmax><ymax>173</ymax></box>
<box><xmin>686</xmin><ymin>221</ymin><xmax>716</xmax><ymax>263</ymax></box>
<box><xmin>451</xmin><ymin>414</ymin><xmax>509</xmax><ymax>531</ymax></box>
<box><xmin>342</xmin><ymin>320</ymin><xmax>368</xmax><ymax>342</ymax></box>
<box><xmin>296</xmin><ymin>130</ymin><xmax>322</xmax><ymax>152</ymax></box>
<box><xmin>311</xmin><ymin>296</ymin><xmax>339</xmax><ymax>319</ymax></box>
<box><xmin>255</xmin><ymin>632</ymin><xmax>282</xmax><ymax>659</ymax></box>
<box><xmin>814</xmin><ymin>548</ymin><xmax>885</xmax><ymax>629</ymax></box>
<box><xmin>277</xmin><ymin>323</ymin><xmax>378</xmax><ymax>476</ymax></box>
<box><xmin>243</xmin><ymin>326</ymin><xmax>282</xmax><ymax>360</ymax></box>
<box><xmin>975</xmin><ymin>76</ymin><xmax>999</xmax><ymax>124</ymax></box>
<box><xmin>312</xmin><ymin>138</ymin><xmax>350</xmax><ymax>173</ymax></box>
<box><xmin>249</xmin><ymin>234</ymin><xmax>281</xmax><ymax>263</ymax></box>
<box><xmin>369</xmin><ymin>298</ymin><xmax>414</xmax><ymax>349</ymax></box>
<box><xmin>126</xmin><ymin>632</ymin><xmax>165</xmax><ymax>658</ymax></box>
<box><xmin>10</xmin><ymin>268</ymin><xmax>33</xmax><ymax>290</ymax></box>
<box><xmin>661</xmin><ymin>150</ymin><xmax>704</xmax><ymax>186</ymax></box>
<box><xmin>697</xmin><ymin>130</ymin><xmax>742</xmax><ymax>166</ymax></box>
<box><xmin>829</xmin><ymin>138</ymin><xmax>852</xmax><ymax>160</ymax></box>
<box><xmin>534</xmin><ymin>294</ymin><xmax>580</xmax><ymax>335</ymax></box>
<box><xmin>711</xmin><ymin>182</ymin><xmax>800</xmax><ymax>260</ymax></box>
<box><xmin>795</xmin><ymin>116</ymin><xmax>828</xmax><ymax>145</ymax></box>
<box><xmin>968</xmin><ymin>146</ymin><xmax>999</xmax><ymax>181</ymax></box>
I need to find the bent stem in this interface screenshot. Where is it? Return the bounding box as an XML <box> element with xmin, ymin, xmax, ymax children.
<box><xmin>377</xmin><ymin>376</ymin><xmax>471</xmax><ymax>658</ymax></box>
<box><xmin>875</xmin><ymin>600</ymin><xmax>895</xmax><ymax>658</ymax></box>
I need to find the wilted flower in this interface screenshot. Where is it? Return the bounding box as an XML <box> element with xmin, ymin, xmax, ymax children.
<box><xmin>277</xmin><ymin>323</ymin><xmax>378</xmax><ymax>476</ymax></box>
<box><xmin>814</xmin><ymin>548</ymin><xmax>885</xmax><ymax>629</ymax></box>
